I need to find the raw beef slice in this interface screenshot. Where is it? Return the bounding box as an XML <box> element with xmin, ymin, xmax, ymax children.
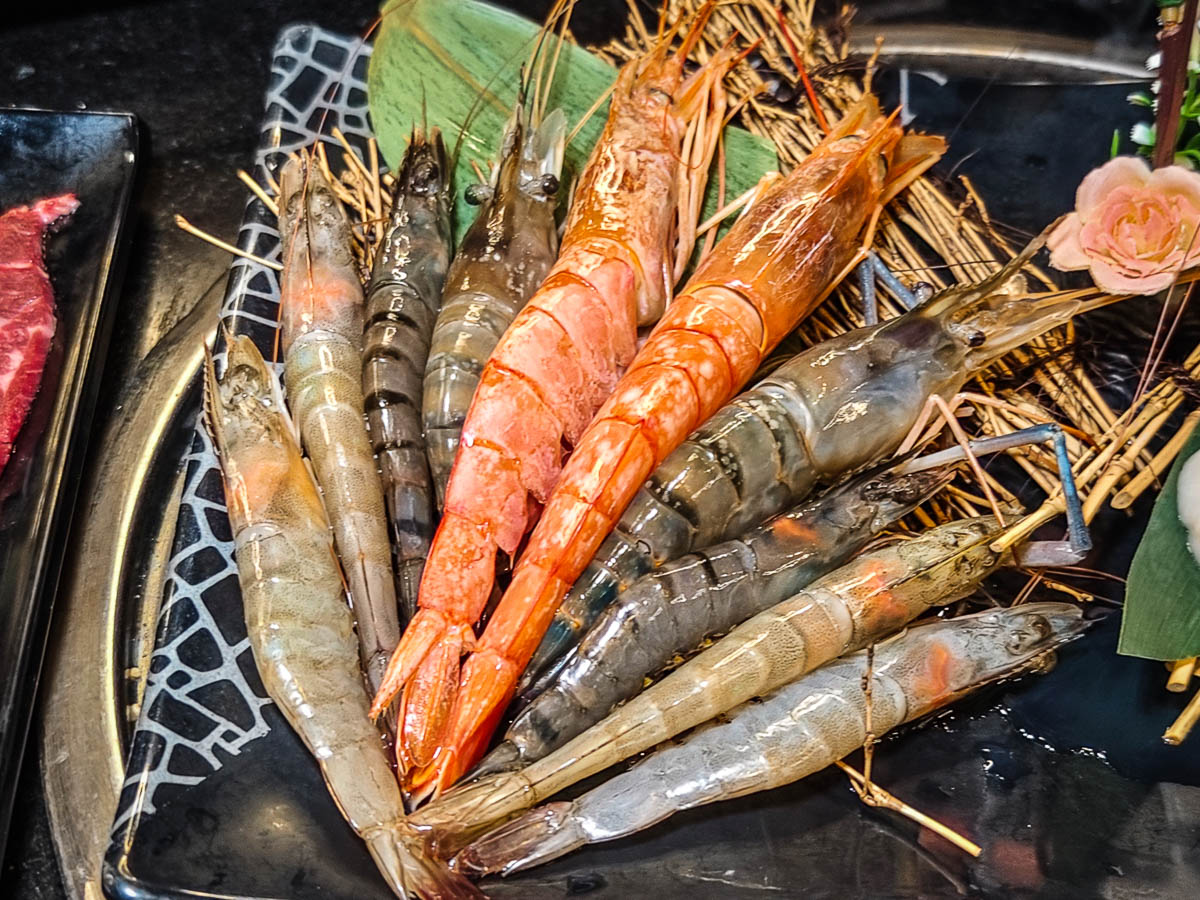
<box><xmin>0</xmin><ymin>194</ymin><xmax>78</xmax><ymax>473</ymax></box>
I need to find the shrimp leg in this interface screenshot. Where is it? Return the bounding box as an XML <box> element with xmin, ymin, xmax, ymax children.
<box><xmin>454</xmin><ymin>603</ymin><xmax>1086</xmax><ymax>877</ymax></box>
<box><xmin>363</xmin><ymin>129</ymin><xmax>453</xmax><ymax>621</ymax></box>
<box><xmin>204</xmin><ymin>336</ymin><xmax>475</xmax><ymax>899</ymax></box>
<box><xmin>278</xmin><ymin>154</ymin><xmax>399</xmax><ymax>696</ymax></box>
<box><xmin>477</xmin><ymin>466</ymin><xmax>954</xmax><ymax>776</ymax></box>
<box><xmin>410</xmin><ymin>517</ymin><xmax>1007</xmax><ymax>854</ymax></box>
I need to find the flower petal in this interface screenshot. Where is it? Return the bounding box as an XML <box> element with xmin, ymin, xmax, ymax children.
<box><xmin>1076</xmin><ymin>156</ymin><xmax>1150</xmax><ymax>219</ymax></box>
<box><xmin>1047</xmin><ymin>213</ymin><xmax>1091</xmax><ymax>270</ymax></box>
<box><xmin>1148</xmin><ymin>164</ymin><xmax>1200</xmax><ymax>214</ymax></box>
<box><xmin>1089</xmin><ymin>258</ymin><xmax>1174</xmax><ymax>295</ymax></box>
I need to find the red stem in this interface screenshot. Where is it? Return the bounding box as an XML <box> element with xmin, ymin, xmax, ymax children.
<box><xmin>1153</xmin><ymin>0</ymin><xmax>1200</xmax><ymax>168</ymax></box>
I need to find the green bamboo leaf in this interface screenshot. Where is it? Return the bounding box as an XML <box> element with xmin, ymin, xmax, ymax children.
<box><xmin>368</xmin><ymin>0</ymin><xmax>778</xmax><ymax>247</ymax></box>
<box><xmin>1120</xmin><ymin>425</ymin><xmax>1200</xmax><ymax>660</ymax></box>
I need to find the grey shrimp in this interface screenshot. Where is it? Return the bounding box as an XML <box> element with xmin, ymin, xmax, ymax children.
<box><xmin>278</xmin><ymin>154</ymin><xmax>399</xmax><ymax>697</ymax></box>
<box><xmin>421</xmin><ymin>104</ymin><xmax>565</xmax><ymax>508</ymax></box>
<box><xmin>521</xmin><ymin>236</ymin><xmax>1109</xmax><ymax>691</ymax></box>
<box><xmin>477</xmin><ymin>466</ymin><xmax>954</xmax><ymax>777</ymax></box>
<box><xmin>363</xmin><ymin>129</ymin><xmax>453</xmax><ymax>622</ymax></box>
<box><xmin>204</xmin><ymin>335</ymin><xmax>477</xmax><ymax>899</ymax></box>
<box><xmin>411</xmin><ymin>517</ymin><xmax>1008</xmax><ymax>854</ymax></box>
<box><xmin>455</xmin><ymin>603</ymin><xmax>1086</xmax><ymax>877</ymax></box>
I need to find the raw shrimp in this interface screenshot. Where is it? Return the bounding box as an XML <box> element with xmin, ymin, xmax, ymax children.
<box><xmin>422</xmin><ymin>104</ymin><xmax>565</xmax><ymax>509</ymax></box>
<box><xmin>410</xmin><ymin>517</ymin><xmax>1007</xmax><ymax>854</ymax></box>
<box><xmin>430</xmin><ymin>95</ymin><xmax>946</xmax><ymax>790</ymax></box>
<box><xmin>363</xmin><ymin>128</ymin><xmax>453</xmax><ymax>622</ymax></box>
<box><xmin>476</xmin><ymin>466</ymin><xmax>953</xmax><ymax>776</ymax></box>
<box><xmin>372</xmin><ymin>9</ymin><xmax>734</xmax><ymax>789</ymax></box>
<box><xmin>523</xmin><ymin>229</ymin><xmax>1109</xmax><ymax>688</ymax></box>
<box><xmin>203</xmin><ymin>335</ymin><xmax>476</xmax><ymax>900</ymax></box>
<box><xmin>455</xmin><ymin>602</ymin><xmax>1086</xmax><ymax>877</ymax></box>
<box><xmin>278</xmin><ymin>155</ymin><xmax>399</xmax><ymax>696</ymax></box>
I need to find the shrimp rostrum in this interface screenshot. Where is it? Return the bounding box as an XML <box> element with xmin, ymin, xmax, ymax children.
<box><xmin>524</xmin><ymin>229</ymin><xmax>1112</xmax><ymax>689</ymax></box>
<box><xmin>455</xmin><ymin>603</ymin><xmax>1086</xmax><ymax>878</ymax></box>
<box><xmin>204</xmin><ymin>335</ymin><xmax>477</xmax><ymax>899</ymax></box>
<box><xmin>411</xmin><ymin>517</ymin><xmax>1009</xmax><ymax>854</ymax></box>
<box><xmin>477</xmin><ymin>465</ymin><xmax>954</xmax><ymax>776</ymax></box>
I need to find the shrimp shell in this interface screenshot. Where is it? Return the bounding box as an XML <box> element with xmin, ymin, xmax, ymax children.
<box><xmin>373</xmin><ymin>19</ymin><xmax>734</xmax><ymax>791</ymax></box>
<box><xmin>278</xmin><ymin>154</ymin><xmax>400</xmax><ymax>697</ymax></box>
<box><xmin>363</xmin><ymin>129</ymin><xmax>453</xmax><ymax>622</ymax></box>
<box><xmin>431</xmin><ymin>96</ymin><xmax>945</xmax><ymax>789</ymax></box>
<box><xmin>422</xmin><ymin>107</ymin><xmax>565</xmax><ymax>509</ymax></box>
<box><xmin>455</xmin><ymin>603</ymin><xmax>1086</xmax><ymax>877</ymax></box>
<box><xmin>524</xmin><ymin>233</ymin><xmax>1100</xmax><ymax>686</ymax></box>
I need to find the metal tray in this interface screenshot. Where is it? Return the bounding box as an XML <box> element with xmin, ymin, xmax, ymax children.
<box><xmin>40</xmin><ymin>16</ymin><xmax>1200</xmax><ymax>900</ymax></box>
<box><xmin>0</xmin><ymin>108</ymin><xmax>136</xmax><ymax>848</ymax></box>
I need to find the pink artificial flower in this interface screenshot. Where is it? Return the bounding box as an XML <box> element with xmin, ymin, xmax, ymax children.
<box><xmin>1047</xmin><ymin>156</ymin><xmax>1200</xmax><ymax>294</ymax></box>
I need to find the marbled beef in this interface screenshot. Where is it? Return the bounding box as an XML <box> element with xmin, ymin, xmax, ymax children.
<box><xmin>0</xmin><ymin>194</ymin><xmax>78</xmax><ymax>474</ymax></box>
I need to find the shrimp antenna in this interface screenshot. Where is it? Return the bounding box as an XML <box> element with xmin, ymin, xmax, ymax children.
<box><xmin>447</xmin><ymin>28</ymin><xmax>546</xmax><ymax>176</ymax></box>
<box><xmin>420</xmin><ymin>82</ymin><xmax>428</xmax><ymax>138</ymax></box>
<box><xmin>536</xmin><ymin>0</ymin><xmax>576</xmax><ymax>125</ymax></box>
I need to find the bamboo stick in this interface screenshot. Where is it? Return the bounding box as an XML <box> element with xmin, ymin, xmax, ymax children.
<box><xmin>1163</xmin><ymin>684</ymin><xmax>1200</xmax><ymax>745</ymax></box>
<box><xmin>1168</xmin><ymin>658</ymin><xmax>1197</xmax><ymax>692</ymax></box>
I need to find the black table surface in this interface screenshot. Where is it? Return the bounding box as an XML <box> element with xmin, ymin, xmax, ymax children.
<box><xmin>0</xmin><ymin>1</ymin><xmax>1161</xmax><ymax>898</ymax></box>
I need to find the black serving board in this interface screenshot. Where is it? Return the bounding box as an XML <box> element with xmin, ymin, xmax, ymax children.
<box><xmin>103</xmin><ymin>22</ymin><xmax>1200</xmax><ymax>900</ymax></box>
<box><xmin>0</xmin><ymin>108</ymin><xmax>136</xmax><ymax>847</ymax></box>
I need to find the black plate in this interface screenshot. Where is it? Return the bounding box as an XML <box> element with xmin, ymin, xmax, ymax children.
<box><xmin>0</xmin><ymin>109</ymin><xmax>136</xmax><ymax>847</ymax></box>
<box><xmin>103</xmin><ymin>22</ymin><xmax>1200</xmax><ymax>900</ymax></box>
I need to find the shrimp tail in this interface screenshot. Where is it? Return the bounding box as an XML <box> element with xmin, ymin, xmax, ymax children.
<box><xmin>409</xmin><ymin>660</ymin><xmax>513</xmax><ymax>801</ymax></box>
<box><xmin>371</xmin><ymin>608</ymin><xmax>462</xmax><ymax>724</ymax></box>
<box><xmin>410</xmin><ymin>769</ymin><xmax>535</xmax><ymax>860</ymax></box>
<box><xmin>395</xmin><ymin>632</ymin><xmax>463</xmax><ymax>775</ymax></box>
<box><xmin>880</xmin><ymin>131</ymin><xmax>946</xmax><ymax>205</ymax></box>
<box><xmin>366</xmin><ymin>823</ymin><xmax>485</xmax><ymax>899</ymax></box>
<box><xmin>451</xmin><ymin>802</ymin><xmax>580</xmax><ymax>879</ymax></box>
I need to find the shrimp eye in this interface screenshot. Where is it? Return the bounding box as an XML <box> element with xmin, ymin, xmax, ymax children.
<box><xmin>540</xmin><ymin>174</ymin><xmax>559</xmax><ymax>196</ymax></box>
<box><xmin>465</xmin><ymin>183</ymin><xmax>491</xmax><ymax>206</ymax></box>
<box><xmin>967</xmin><ymin>330</ymin><xmax>986</xmax><ymax>348</ymax></box>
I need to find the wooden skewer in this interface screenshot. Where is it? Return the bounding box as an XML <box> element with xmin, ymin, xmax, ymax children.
<box><xmin>1163</xmin><ymin>684</ymin><xmax>1200</xmax><ymax>745</ymax></box>
<box><xmin>174</xmin><ymin>215</ymin><xmax>282</xmax><ymax>271</ymax></box>
<box><xmin>1167</xmin><ymin>657</ymin><xmax>1197</xmax><ymax>692</ymax></box>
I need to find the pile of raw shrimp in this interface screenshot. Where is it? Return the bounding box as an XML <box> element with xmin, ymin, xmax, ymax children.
<box><xmin>203</xmin><ymin>2</ymin><xmax>1135</xmax><ymax>896</ymax></box>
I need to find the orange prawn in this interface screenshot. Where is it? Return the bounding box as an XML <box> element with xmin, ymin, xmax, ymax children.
<box><xmin>417</xmin><ymin>95</ymin><xmax>946</xmax><ymax>793</ymax></box>
<box><xmin>370</xmin><ymin>6</ymin><xmax>735</xmax><ymax>785</ymax></box>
